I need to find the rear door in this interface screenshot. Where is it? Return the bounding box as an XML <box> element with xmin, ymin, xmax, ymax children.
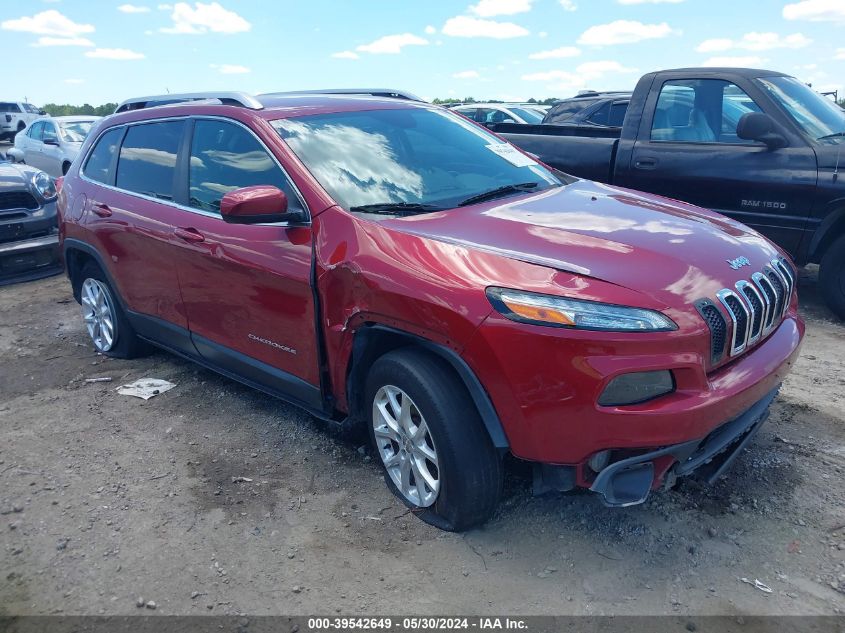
<box><xmin>621</xmin><ymin>78</ymin><xmax>817</xmax><ymax>256</ymax></box>
<box><xmin>80</xmin><ymin>120</ymin><xmax>191</xmax><ymax>352</ymax></box>
<box><xmin>22</xmin><ymin>122</ymin><xmax>45</xmax><ymax>168</ymax></box>
<box><xmin>166</xmin><ymin>117</ymin><xmax>321</xmax><ymax>407</ymax></box>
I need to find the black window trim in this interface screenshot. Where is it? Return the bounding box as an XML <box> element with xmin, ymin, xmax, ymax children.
<box><xmin>79</xmin><ymin>114</ymin><xmax>311</xmax><ymax>225</ymax></box>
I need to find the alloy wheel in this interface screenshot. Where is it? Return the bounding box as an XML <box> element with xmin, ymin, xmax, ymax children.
<box><xmin>372</xmin><ymin>385</ymin><xmax>440</xmax><ymax>507</ymax></box>
<box><xmin>81</xmin><ymin>278</ymin><xmax>117</xmax><ymax>352</ymax></box>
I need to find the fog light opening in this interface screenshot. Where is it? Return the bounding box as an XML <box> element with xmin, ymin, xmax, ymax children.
<box><xmin>598</xmin><ymin>370</ymin><xmax>675</xmax><ymax>407</ymax></box>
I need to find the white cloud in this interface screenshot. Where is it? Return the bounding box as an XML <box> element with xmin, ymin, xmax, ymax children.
<box><xmin>1</xmin><ymin>10</ymin><xmax>94</xmax><ymax>37</ymax></box>
<box><xmin>578</xmin><ymin>20</ymin><xmax>677</xmax><ymax>45</ymax></box>
<box><xmin>158</xmin><ymin>4</ymin><xmax>173</xmax><ymax>9</ymax></box>
<box><xmin>470</xmin><ymin>0</ymin><xmax>533</xmax><ymax>16</ymax></box>
<box><xmin>452</xmin><ymin>70</ymin><xmax>480</xmax><ymax>79</ymax></box>
<box><xmin>63</xmin><ymin>78</ymin><xmax>85</xmax><ymax>84</ymax></box>
<box><xmin>528</xmin><ymin>45</ymin><xmax>580</xmax><ymax>59</ymax></box>
<box><xmin>424</xmin><ymin>25</ymin><xmax>436</xmax><ymax>34</ymax></box>
<box><xmin>836</xmin><ymin>48</ymin><xmax>845</xmax><ymax>60</ymax></box>
<box><xmin>701</xmin><ymin>56</ymin><xmax>765</xmax><ymax>67</ymax></box>
<box><xmin>356</xmin><ymin>33</ymin><xmax>428</xmax><ymax>54</ymax></box>
<box><xmin>210</xmin><ymin>63</ymin><xmax>250</xmax><ymax>74</ymax></box>
<box><xmin>559</xmin><ymin>0</ymin><xmax>577</xmax><ymax>11</ymax></box>
<box><xmin>118</xmin><ymin>4</ymin><xmax>151</xmax><ymax>13</ymax></box>
<box><xmin>617</xmin><ymin>0</ymin><xmax>683</xmax><ymax>3</ymax></box>
<box><xmin>696</xmin><ymin>32</ymin><xmax>811</xmax><ymax>53</ymax></box>
<box><xmin>442</xmin><ymin>16</ymin><xmax>529</xmax><ymax>38</ymax></box>
<box><xmin>160</xmin><ymin>2</ymin><xmax>250</xmax><ymax>34</ymax></box>
<box><xmin>522</xmin><ymin>60</ymin><xmax>637</xmax><ymax>92</ymax></box>
<box><xmin>85</xmin><ymin>47</ymin><xmax>145</xmax><ymax>60</ymax></box>
<box><xmin>783</xmin><ymin>0</ymin><xmax>845</xmax><ymax>23</ymax></box>
<box><xmin>331</xmin><ymin>50</ymin><xmax>359</xmax><ymax>60</ymax></box>
<box><xmin>33</xmin><ymin>36</ymin><xmax>94</xmax><ymax>46</ymax></box>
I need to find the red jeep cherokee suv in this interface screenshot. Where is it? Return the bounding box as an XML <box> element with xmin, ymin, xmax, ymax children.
<box><xmin>58</xmin><ymin>90</ymin><xmax>804</xmax><ymax>531</ymax></box>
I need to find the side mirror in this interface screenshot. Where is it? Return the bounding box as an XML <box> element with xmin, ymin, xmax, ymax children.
<box><xmin>43</xmin><ymin>136</ymin><xmax>59</xmax><ymax>146</ymax></box>
<box><xmin>38</xmin><ymin>110</ymin><xmax>47</xmax><ymax>115</ymax></box>
<box><xmin>737</xmin><ymin>112</ymin><xmax>787</xmax><ymax>150</ymax></box>
<box><xmin>220</xmin><ymin>185</ymin><xmax>305</xmax><ymax>224</ymax></box>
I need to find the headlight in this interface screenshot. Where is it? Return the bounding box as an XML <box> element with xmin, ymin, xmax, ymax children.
<box><xmin>486</xmin><ymin>287</ymin><xmax>677</xmax><ymax>331</ymax></box>
<box><xmin>32</xmin><ymin>171</ymin><xmax>57</xmax><ymax>201</ymax></box>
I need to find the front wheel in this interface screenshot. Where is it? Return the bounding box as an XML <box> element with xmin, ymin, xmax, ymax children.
<box><xmin>820</xmin><ymin>234</ymin><xmax>845</xmax><ymax>320</ymax></box>
<box><xmin>366</xmin><ymin>348</ymin><xmax>502</xmax><ymax>531</ymax></box>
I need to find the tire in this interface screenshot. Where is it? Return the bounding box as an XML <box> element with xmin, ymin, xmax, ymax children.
<box><xmin>77</xmin><ymin>262</ymin><xmax>150</xmax><ymax>358</ymax></box>
<box><xmin>820</xmin><ymin>234</ymin><xmax>845</xmax><ymax>320</ymax></box>
<box><xmin>366</xmin><ymin>348</ymin><xmax>502</xmax><ymax>531</ymax></box>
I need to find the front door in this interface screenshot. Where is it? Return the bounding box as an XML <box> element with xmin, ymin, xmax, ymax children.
<box><xmin>168</xmin><ymin>118</ymin><xmax>321</xmax><ymax>408</ymax></box>
<box><xmin>621</xmin><ymin>78</ymin><xmax>818</xmax><ymax>257</ymax></box>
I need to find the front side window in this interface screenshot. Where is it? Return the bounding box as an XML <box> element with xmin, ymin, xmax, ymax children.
<box><xmin>84</xmin><ymin>127</ymin><xmax>123</xmax><ymax>185</ymax></box>
<box><xmin>651</xmin><ymin>79</ymin><xmax>762</xmax><ymax>144</ymax></box>
<box><xmin>188</xmin><ymin>119</ymin><xmax>301</xmax><ymax>214</ymax></box>
<box><xmin>116</xmin><ymin>120</ymin><xmax>184</xmax><ymax>201</ymax></box>
<box><xmin>272</xmin><ymin>107</ymin><xmax>560</xmax><ymax>211</ymax></box>
<box><xmin>22</xmin><ymin>104</ymin><xmax>40</xmax><ymax>114</ymax></box>
<box><xmin>758</xmin><ymin>76</ymin><xmax>845</xmax><ymax>141</ymax></box>
<box><xmin>27</xmin><ymin>122</ymin><xmax>44</xmax><ymax>140</ymax></box>
<box><xmin>42</xmin><ymin>122</ymin><xmax>58</xmax><ymax>144</ymax></box>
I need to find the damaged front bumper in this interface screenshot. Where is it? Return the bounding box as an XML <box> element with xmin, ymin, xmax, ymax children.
<box><xmin>588</xmin><ymin>387</ymin><xmax>779</xmax><ymax>507</ymax></box>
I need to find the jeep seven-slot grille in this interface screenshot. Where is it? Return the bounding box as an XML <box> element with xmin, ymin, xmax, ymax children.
<box><xmin>702</xmin><ymin>257</ymin><xmax>794</xmax><ymax>363</ymax></box>
<box><xmin>0</xmin><ymin>191</ymin><xmax>38</xmax><ymax>211</ymax></box>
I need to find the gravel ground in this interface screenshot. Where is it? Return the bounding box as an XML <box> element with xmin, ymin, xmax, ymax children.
<box><xmin>0</xmin><ymin>267</ymin><xmax>844</xmax><ymax>617</ymax></box>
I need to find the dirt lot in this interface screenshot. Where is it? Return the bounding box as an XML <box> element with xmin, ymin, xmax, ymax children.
<box><xmin>1</xmin><ymin>267</ymin><xmax>844</xmax><ymax>617</ymax></box>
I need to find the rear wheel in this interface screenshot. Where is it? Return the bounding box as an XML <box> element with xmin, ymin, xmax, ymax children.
<box><xmin>820</xmin><ymin>234</ymin><xmax>845</xmax><ymax>320</ymax></box>
<box><xmin>77</xmin><ymin>262</ymin><xmax>149</xmax><ymax>358</ymax></box>
<box><xmin>366</xmin><ymin>348</ymin><xmax>502</xmax><ymax>531</ymax></box>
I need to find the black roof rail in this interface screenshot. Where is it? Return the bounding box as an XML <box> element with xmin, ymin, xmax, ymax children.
<box><xmin>260</xmin><ymin>88</ymin><xmax>425</xmax><ymax>102</ymax></box>
<box><xmin>114</xmin><ymin>91</ymin><xmax>264</xmax><ymax>114</ymax></box>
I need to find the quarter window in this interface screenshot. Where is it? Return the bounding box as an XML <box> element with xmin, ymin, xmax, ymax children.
<box><xmin>188</xmin><ymin>119</ymin><xmax>300</xmax><ymax>214</ymax></box>
<box><xmin>83</xmin><ymin>128</ymin><xmax>123</xmax><ymax>185</ymax></box>
<box><xmin>116</xmin><ymin>121</ymin><xmax>184</xmax><ymax>201</ymax></box>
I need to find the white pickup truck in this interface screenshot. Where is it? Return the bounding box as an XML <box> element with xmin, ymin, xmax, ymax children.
<box><xmin>0</xmin><ymin>102</ymin><xmax>45</xmax><ymax>142</ymax></box>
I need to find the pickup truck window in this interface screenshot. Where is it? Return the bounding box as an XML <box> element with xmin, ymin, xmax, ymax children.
<box><xmin>272</xmin><ymin>108</ymin><xmax>560</xmax><ymax>212</ymax></box>
<box><xmin>757</xmin><ymin>76</ymin><xmax>845</xmax><ymax>141</ymax></box>
<box><xmin>651</xmin><ymin>79</ymin><xmax>761</xmax><ymax>144</ymax></box>
<box><xmin>0</xmin><ymin>102</ymin><xmax>21</xmax><ymax>113</ymax></box>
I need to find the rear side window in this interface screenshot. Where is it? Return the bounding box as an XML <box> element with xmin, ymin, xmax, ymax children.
<box><xmin>83</xmin><ymin>128</ymin><xmax>123</xmax><ymax>185</ymax></box>
<box><xmin>608</xmin><ymin>102</ymin><xmax>628</xmax><ymax>126</ymax></box>
<box><xmin>116</xmin><ymin>121</ymin><xmax>184</xmax><ymax>201</ymax></box>
<box><xmin>0</xmin><ymin>102</ymin><xmax>21</xmax><ymax>113</ymax></box>
<box><xmin>544</xmin><ymin>99</ymin><xmax>596</xmax><ymax>124</ymax></box>
<box><xmin>188</xmin><ymin>119</ymin><xmax>301</xmax><ymax>214</ymax></box>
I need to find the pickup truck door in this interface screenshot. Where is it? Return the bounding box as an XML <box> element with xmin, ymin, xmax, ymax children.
<box><xmin>620</xmin><ymin>77</ymin><xmax>817</xmax><ymax>257</ymax></box>
<box><xmin>166</xmin><ymin>118</ymin><xmax>323</xmax><ymax>410</ymax></box>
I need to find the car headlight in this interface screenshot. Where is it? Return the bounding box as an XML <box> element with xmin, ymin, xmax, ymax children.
<box><xmin>486</xmin><ymin>287</ymin><xmax>677</xmax><ymax>331</ymax></box>
<box><xmin>32</xmin><ymin>171</ymin><xmax>57</xmax><ymax>201</ymax></box>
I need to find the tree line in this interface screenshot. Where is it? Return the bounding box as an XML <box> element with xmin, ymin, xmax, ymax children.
<box><xmin>41</xmin><ymin>103</ymin><xmax>118</xmax><ymax>117</ymax></box>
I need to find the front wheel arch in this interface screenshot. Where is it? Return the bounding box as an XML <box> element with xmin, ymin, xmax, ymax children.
<box><xmin>346</xmin><ymin>324</ymin><xmax>510</xmax><ymax>451</ymax></box>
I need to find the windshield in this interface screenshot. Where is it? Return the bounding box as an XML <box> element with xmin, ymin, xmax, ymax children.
<box><xmin>272</xmin><ymin>107</ymin><xmax>560</xmax><ymax>211</ymax></box>
<box><xmin>59</xmin><ymin>120</ymin><xmax>95</xmax><ymax>143</ymax></box>
<box><xmin>757</xmin><ymin>76</ymin><xmax>845</xmax><ymax>140</ymax></box>
<box><xmin>508</xmin><ymin>107</ymin><xmax>544</xmax><ymax>123</ymax></box>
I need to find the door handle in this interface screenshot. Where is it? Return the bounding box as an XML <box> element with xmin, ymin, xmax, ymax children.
<box><xmin>174</xmin><ymin>227</ymin><xmax>205</xmax><ymax>243</ymax></box>
<box><xmin>635</xmin><ymin>157</ymin><xmax>658</xmax><ymax>170</ymax></box>
<box><xmin>91</xmin><ymin>203</ymin><xmax>112</xmax><ymax>218</ymax></box>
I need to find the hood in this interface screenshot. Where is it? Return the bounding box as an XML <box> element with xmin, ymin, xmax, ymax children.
<box><xmin>386</xmin><ymin>181</ymin><xmax>782</xmax><ymax>307</ymax></box>
<box><xmin>0</xmin><ymin>162</ymin><xmax>40</xmax><ymax>190</ymax></box>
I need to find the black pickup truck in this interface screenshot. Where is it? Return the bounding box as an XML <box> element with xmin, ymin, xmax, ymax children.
<box><xmin>496</xmin><ymin>67</ymin><xmax>845</xmax><ymax>318</ymax></box>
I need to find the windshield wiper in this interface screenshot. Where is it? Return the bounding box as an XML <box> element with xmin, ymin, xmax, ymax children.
<box><xmin>457</xmin><ymin>182</ymin><xmax>541</xmax><ymax>207</ymax></box>
<box><xmin>348</xmin><ymin>202</ymin><xmax>444</xmax><ymax>216</ymax></box>
<box><xmin>817</xmin><ymin>131</ymin><xmax>845</xmax><ymax>141</ymax></box>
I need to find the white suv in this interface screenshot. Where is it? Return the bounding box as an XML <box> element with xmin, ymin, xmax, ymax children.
<box><xmin>0</xmin><ymin>102</ymin><xmax>44</xmax><ymax>141</ymax></box>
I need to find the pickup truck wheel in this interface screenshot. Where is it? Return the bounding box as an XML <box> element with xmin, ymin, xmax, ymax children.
<box><xmin>820</xmin><ymin>234</ymin><xmax>845</xmax><ymax>320</ymax></box>
<box><xmin>366</xmin><ymin>349</ymin><xmax>502</xmax><ymax>531</ymax></box>
<box><xmin>78</xmin><ymin>262</ymin><xmax>150</xmax><ymax>358</ymax></box>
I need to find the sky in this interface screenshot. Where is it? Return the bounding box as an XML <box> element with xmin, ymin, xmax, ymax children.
<box><xmin>3</xmin><ymin>0</ymin><xmax>845</xmax><ymax>106</ymax></box>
